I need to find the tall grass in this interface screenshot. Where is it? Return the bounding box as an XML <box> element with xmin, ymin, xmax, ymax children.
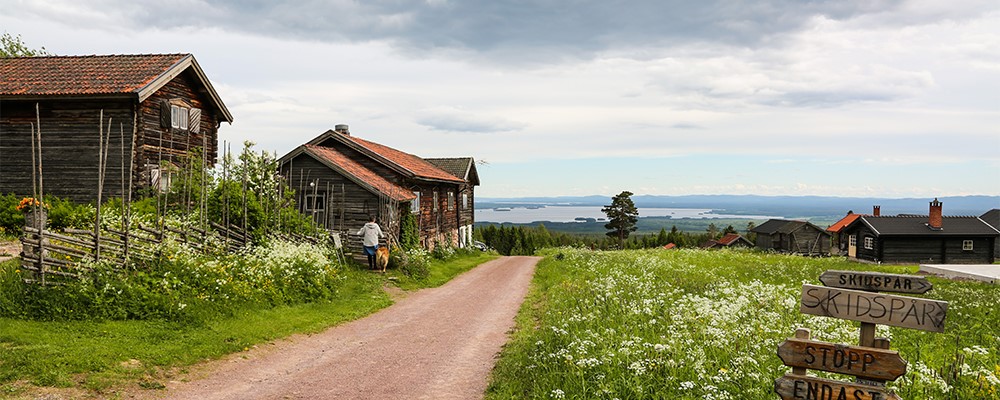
<box><xmin>487</xmin><ymin>248</ymin><xmax>1000</xmax><ymax>399</ymax></box>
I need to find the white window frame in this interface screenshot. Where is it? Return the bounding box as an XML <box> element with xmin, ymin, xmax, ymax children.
<box><xmin>433</xmin><ymin>191</ymin><xmax>439</xmax><ymax>212</ymax></box>
<box><xmin>462</xmin><ymin>193</ymin><xmax>468</xmax><ymax>209</ymax></box>
<box><xmin>849</xmin><ymin>235</ymin><xmax>857</xmax><ymax>247</ymax></box>
<box><xmin>963</xmin><ymin>240</ymin><xmax>974</xmax><ymax>251</ymax></box>
<box><xmin>863</xmin><ymin>236</ymin><xmax>874</xmax><ymax>250</ymax></box>
<box><xmin>447</xmin><ymin>191</ymin><xmax>455</xmax><ymax>211</ymax></box>
<box><xmin>170</xmin><ymin>105</ymin><xmax>189</xmax><ymax>130</ymax></box>
<box><xmin>411</xmin><ymin>191</ymin><xmax>421</xmax><ymax>214</ymax></box>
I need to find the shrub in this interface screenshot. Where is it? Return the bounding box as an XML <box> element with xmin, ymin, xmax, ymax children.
<box><xmin>395</xmin><ymin>248</ymin><xmax>430</xmax><ymax>280</ymax></box>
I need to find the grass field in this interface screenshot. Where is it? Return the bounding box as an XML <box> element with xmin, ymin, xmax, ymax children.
<box><xmin>0</xmin><ymin>250</ymin><xmax>496</xmax><ymax>398</ymax></box>
<box><xmin>486</xmin><ymin>248</ymin><xmax>1000</xmax><ymax>399</ymax></box>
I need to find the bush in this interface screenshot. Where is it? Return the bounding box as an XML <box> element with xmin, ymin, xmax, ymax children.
<box><xmin>394</xmin><ymin>248</ymin><xmax>430</xmax><ymax>280</ymax></box>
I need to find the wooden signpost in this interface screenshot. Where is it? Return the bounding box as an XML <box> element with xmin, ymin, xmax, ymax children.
<box><xmin>800</xmin><ymin>284</ymin><xmax>948</xmax><ymax>333</ymax></box>
<box><xmin>775</xmin><ymin>270</ymin><xmax>949</xmax><ymax>400</ymax></box>
<box><xmin>819</xmin><ymin>270</ymin><xmax>932</xmax><ymax>294</ymax></box>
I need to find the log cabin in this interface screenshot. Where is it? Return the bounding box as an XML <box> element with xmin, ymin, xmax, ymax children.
<box><xmin>751</xmin><ymin>219</ymin><xmax>831</xmax><ymax>255</ymax></box>
<box><xmin>0</xmin><ymin>54</ymin><xmax>232</xmax><ymax>202</ymax></box>
<box><xmin>840</xmin><ymin>199</ymin><xmax>998</xmax><ymax>264</ymax></box>
<box><xmin>277</xmin><ymin>125</ymin><xmax>479</xmax><ymax>250</ymax></box>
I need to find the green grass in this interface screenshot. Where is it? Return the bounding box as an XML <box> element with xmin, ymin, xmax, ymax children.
<box><xmin>487</xmin><ymin>248</ymin><xmax>1000</xmax><ymax>399</ymax></box>
<box><xmin>394</xmin><ymin>251</ymin><xmax>500</xmax><ymax>290</ymax></box>
<box><xmin>0</xmin><ymin>251</ymin><xmax>497</xmax><ymax>397</ymax></box>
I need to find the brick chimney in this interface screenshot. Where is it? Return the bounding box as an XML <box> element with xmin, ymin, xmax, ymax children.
<box><xmin>873</xmin><ymin>205</ymin><xmax>880</xmax><ymax>216</ymax></box>
<box><xmin>928</xmin><ymin>198</ymin><xmax>943</xmax><ymax>230</ymax></box>
<box><xmin>334</xmin><ymin>124</ymin><xmax>350</xmax><ymax>136</ymax></box>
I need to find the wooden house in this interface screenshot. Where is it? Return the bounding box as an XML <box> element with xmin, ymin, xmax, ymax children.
<box><xmin>277</xmin><ymin>125</ymin><xmax>479</xmax><ymax>250</ymax></box>
<box><xmin>826</xmin><ymin>206</ymin><xmax>880</xmax><ymax>255</ymax></box>
<box><xmin>425</xmin><ymin>157</ymin><xmax>480</xmax><ymax>248</ymax></box>
<box><xmin>751</xmin><ymin>219</ymin><xmax>831</xmax><ymax>255</ymax></box>
<box><xmin>0</xmin><ymin>54</ymin><xmax>232</xmax><ymax>202</ymax></box>
<box><xmin>841</xmin><ymin>199</ymin><xmax>999</xmax><ymax>264</ymax></box>
<box><xmin>702</xmin><ymin>233</ymin><xmax>753</xmax><ymax>249</ymax></box>
<box><xmin>981</xmin><ymin>209</ymin><xmax>1000</xmax><ymax>259</ymax></box>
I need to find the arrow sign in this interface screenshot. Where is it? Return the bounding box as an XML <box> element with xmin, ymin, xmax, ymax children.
<box><xmin>777</xmin><ymin>338</ymin><xmax>907</xmax><ymax>381</ymax></box>
<box><xmin>819</xmin><ymin>270</ymin><xmax>932</xmax><ymax>294</ymax></box>
<box><xmin>775</xmin><ymin>374</ymin><xmax>902</xmax><ymax>400</ymax></box>
<box><xmin>801</xmin><ymin>284</ymin><xmax>947</xmax><ymax>333</ymax></box>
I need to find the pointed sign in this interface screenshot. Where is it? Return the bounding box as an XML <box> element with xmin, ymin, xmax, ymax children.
<box><xmin>800</xmin><ymin>284</ymin><xmax>947</xmax><ymax>333</ymax></box>
<box><xmin>775</xmin><ymin>374</ymin><xmax>902</xmax><ymax>400</ymax></box>
<box><xmin>777</xmin><ymin>338</ymin><xmax>907</xmax><ymax>381</ymax></box>
<box><xmin>819</xmin><ymin>270</ymin><xmax>932</xmax><ymax>294</ymax></box>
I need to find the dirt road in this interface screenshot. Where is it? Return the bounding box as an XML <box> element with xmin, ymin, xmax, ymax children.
<box><xmin>151</xmin><ymin>256</ymin><xmax>540</xmax><ymax>400</ymax></box>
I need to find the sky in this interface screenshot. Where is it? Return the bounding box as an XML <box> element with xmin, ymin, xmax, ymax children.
<box><xmin>1</xmin><ymin>0</ymin><xmax>998</xmax><ymax>199</ymax></box>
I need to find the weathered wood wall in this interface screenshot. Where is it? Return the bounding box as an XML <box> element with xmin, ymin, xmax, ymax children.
<box><xmin>0</xmin><ymin>99</ymin><xmax>134</xmax><ymax>202</ymax></box>
<box><xmin>136</xmin><ymin>71</ymin><xmax>219</xmax><ymax>187</ymax></box>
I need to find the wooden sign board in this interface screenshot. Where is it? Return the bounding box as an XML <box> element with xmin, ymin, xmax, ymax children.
<box><xmin>775</xmin><ymin>374</ymin><xmax>901</xmax><ymax>400</ymax></box>
<box><xmin>819</xmin><ymin>270</ymin><xmax>932</xmax><ymax>294</ymax></box>
<box><xmin>777</xmin><ymin>338</ymin><xmax>907</xmax><ymax>381</ymax></box>
<box><xmin>800</xmin><ymin>284</ymin><xmax>947</xmax><ymax>333</ymax></box>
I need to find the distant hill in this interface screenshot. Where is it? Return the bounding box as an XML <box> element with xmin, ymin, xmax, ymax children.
<box><xmin>477</xmin><ymin>195</ymin><xmax>999</xmax><ymax>219</ymax></box>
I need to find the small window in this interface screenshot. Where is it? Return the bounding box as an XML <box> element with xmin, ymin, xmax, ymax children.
<box><xmin>433</xmin><ymin>191</ymin><xmax>439</xmax><ymax>212</ymax></box>
<box><xmin>447</xmin><ymin>191</ymin><xmax>455</xmax><ymax>211</ymax></box>
<box><xmin>149</xmin><ymin>164</ymin><xmax>174</xmax><ymax>192</ymax></box>
<box><xmin>305</xmin><ymin>194</ymin><xmax>325</xmax><ymax>212</ymax></box>
<box><xmin>849</xmin><ymin>235</ymin><xmax>857</xmax><ymax>247</ymax></box>
<box><xmin>411</xmin><ymin>191</ymin><xmax>420</xmax><ymax>214</ymax></box>
<box><xmin>462</xmin><ymin>193</ymin><xmax>468</xmax><ymax>209</ymax></box>
<box><xmin>963</xmin><ymin>240</ymin><xmax>974</xmax><ymax>251</ymax></box>
<box><xmin>863</xmin><ymin>237</ymin><xmax>874</xmax><ymax>250</ymax></box>
<box><xmin>171</xmin><ymin>105</ymin><xmax>189</xmax><ymax>130</ymax></box>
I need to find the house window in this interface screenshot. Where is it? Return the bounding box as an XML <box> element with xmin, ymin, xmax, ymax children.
<box><xmin>305</xmin><ymin>194</ymin><xmax>325</xmax><ymax>213</ymax></box>
<box><xmin>447</xmin><ymin>191</ymin><xmax>455</xmax><ymax>211</ymax></box>
<box><xmin>963</xmin><ymin>240</ymin><xmax>974</xmax><ymax>251</ymax></box>
<box><xmin>433</xmin><ymin>191</ymin><xmax>439</xmax><ymax>212</ymax></box>
<box><xmin>171</xmin><ymin>105</ymin><xmax>189</xmax><ymax>130</ymax></box>
<box><xmin>462</xmin><ymin>193</ymin><xmax>468</xmax><ymax>209</ymax></box>
<box><xmin>849</xmin><ymin>235</ymin><xmax>857</xmax><ymax>247</ymax></box>
<box><xmin>411</xmin><ymin>191</ymin><xmax>420</xmax><ymax>214</ymax></box>
<box><xmin>863</xmin><ymin>237</ymin><xmax>874</xmax><ymax>250</ymax></box>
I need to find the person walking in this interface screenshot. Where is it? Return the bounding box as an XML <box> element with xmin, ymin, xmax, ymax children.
<box><xmin>357</xmin><ymin>215</ymin><xmax>384</xmax><ymax>270</ymax></box>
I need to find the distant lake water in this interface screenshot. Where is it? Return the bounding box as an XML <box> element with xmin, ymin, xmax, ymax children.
<box><xmin>475</xmin><ymin>205</ymin><xmax>781</xmax><ymax>224</ymax></box>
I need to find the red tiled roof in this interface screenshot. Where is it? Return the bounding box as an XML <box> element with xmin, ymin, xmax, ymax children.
<box><xmin>305</xmin><ymin>145</ymin><xmax>417</xmax><ymax>202</ymax></box>
<box><xmin>662</xmin><ymin>243</ymin><xmax>677</xmax><ymax>249</ymax></box>
<box><xmin>717</xmin><ymin>233</ymin><xmax>743</xmax><ymax>245</ymax></box>
<box><xmin>827</xmin><ymin>213</ymin><xmax>862</xmax><ymax>233</ymax></box>
<box><xmin>345</xmin><ymin>136</ymin><xmax>465</xmax><ymax>184</ymax></box>
<box><xmin>0</xmin><ymin>54</ymin><xmax>189</xmax><ymax>96</ymax></box>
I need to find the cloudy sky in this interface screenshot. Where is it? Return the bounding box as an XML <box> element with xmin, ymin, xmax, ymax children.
<box><xmin>2</xmin><ymin>0</ymin><xmax>998</xmax><ymax>198</ymax></box>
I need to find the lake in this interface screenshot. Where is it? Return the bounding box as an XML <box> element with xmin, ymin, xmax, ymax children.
<box><xmin>475</xmin><ymin>205</ymin><xmax>782</xmax><ymax>224</ymax></box>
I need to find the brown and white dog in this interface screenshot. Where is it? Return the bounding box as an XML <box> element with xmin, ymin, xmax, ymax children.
<box><xmin>376</xmin><ymin>246</ymin><xmax>390</xmax><ymax>273</ymax></box>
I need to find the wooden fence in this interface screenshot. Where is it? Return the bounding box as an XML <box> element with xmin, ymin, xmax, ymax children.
<box><xmin>19</xmin><ymin>222</ymin><xmax>252</xmax><ymax>286</ymax></box>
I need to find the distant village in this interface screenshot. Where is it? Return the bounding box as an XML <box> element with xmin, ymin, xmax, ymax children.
<box><xmin>1</xmin><ymin>53</ymin><xmax>997</xmax><ymax>264</ymax></box>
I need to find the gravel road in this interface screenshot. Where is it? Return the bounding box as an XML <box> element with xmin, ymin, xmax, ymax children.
<box><xmin>150</xmin><ymin>256</ymin><xmax>540</xmax><ymax>400</ymax></box>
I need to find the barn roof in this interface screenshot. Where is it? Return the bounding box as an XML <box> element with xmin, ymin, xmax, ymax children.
<box><xmin>851</xmin><ymin>215</ymin><xmax>1000</xmax><ymax>237</ymax></box>
<box><xmin>302</xmin><ymin>145</ymin><xmax>417</xmax><ymax>202</ymax></box>
<box><xmin>752</xmin><ymin>219</ymin><xmax>830</xmax><ymax>236</ymax></box>
<box><xmin>827</xmin><ymin>213</ymin><xmax>863</xmax><ymax>233</ymax></box>
<box><xmin>305</xmin><ymin>130</ymin><xmax>465</xmax><ymax>185</ymax></box>
<box><xmin>0</xmin><ymin>54</ymin><xmax>232</xmax><ymax>122</ymax></box>
<box><xmin>981</xmin><ymin>209</ymin><xmax>1000</xmax><ymax>230</ymax></box>
<box><xmin>717</xmin><ymin>233</ymin><xmax>749</xmax><ymax>246</ymax></box>
<box><xmin>425</xmin><ymin>157</ymin><xmax>480</xmax><ymax>186</ymax></box>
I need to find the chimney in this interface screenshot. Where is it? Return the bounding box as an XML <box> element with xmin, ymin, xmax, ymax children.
<box><xmin>873</xmin><ymin>205</ymin><xmax>880</xmax><ymax>216</ymax></box>
<box><xmin>334</xmin><ymin>124</ymin><xmax>350</xmax><ymax>136</ymax></box>
<box><xmin>928</xmin><ymin>198</ymin><xmax>942</xmax><ymax>230</ymax></box>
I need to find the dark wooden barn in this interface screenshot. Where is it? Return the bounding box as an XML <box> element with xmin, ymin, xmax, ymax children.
<box><xmin>751</xmin><ymin>219</ymin><xmax>831</xmax><ymax>255</ymax></box>
<box><xmin>277</xmin><ymin>125</ymin><xmax>479</xmax><ymax>250</ymax></box>
<box><xmin>0</xmin><ymin>54</ymin><xmax>232</xmax><ymax>202</ymax></box>
<box><xmin>981</xmin><ymin>209</ymin><xmax>1000</xmax><ymax>260</ymax></box>
<box><xmin>841</xmin><ymin>199</ymin><xmax>999</xmax><ymax>264</ymax></box>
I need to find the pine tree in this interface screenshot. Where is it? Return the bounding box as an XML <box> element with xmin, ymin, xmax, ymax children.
<box><xmin>602</xmin><ymin>191</ymin><xmax>639</xmax><ymax>247</ymax></box>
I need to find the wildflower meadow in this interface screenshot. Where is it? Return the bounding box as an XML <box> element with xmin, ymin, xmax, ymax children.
<box><xmin>487</xmin><ymin>248</ymin><xmax>1000</xmax><ymax>399</ymax></box>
